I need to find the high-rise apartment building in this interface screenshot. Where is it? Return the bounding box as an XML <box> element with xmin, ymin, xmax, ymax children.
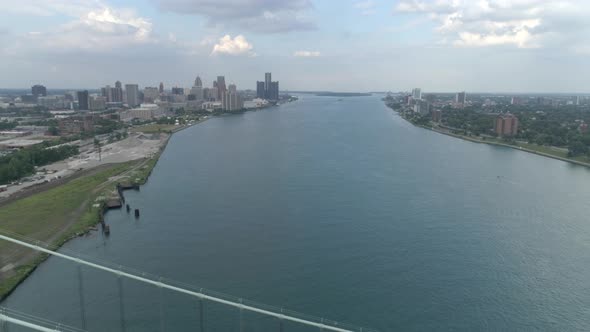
<box><xmin>159</xmin><ymin>82</ymin><xmax>164</xmax><ymax>93</ymax></box>
<box><xmin>222</xmin><ymin>85</ymin><xmax>243</xmax><ymax>111</ymax></box>
<box><xmin>125</xmin><ymin>84</ymin><xmax>139</xmax><ymax>107</ymax></box>
<box><xmin>495</xmin><ymin>113</ymin><xmax>519</xmax><ymax>136</ymax></box>
<box><xmin>77</xmin><ymin>90</ymin><xmax>89</xmax><ymax>110</ymax></box>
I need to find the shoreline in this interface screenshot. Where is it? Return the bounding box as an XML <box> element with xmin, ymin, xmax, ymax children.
<box><xmin>0</xmin><ymin>102</ymin><xmax>291</xmax><ymax>301</ymax></box>
<box><xmin>391</xmin><ymin>107</ymin><xmax>590</xmax><ymax>169</ymax></box>
<box><xmin>1</xmin><ymin>120</ymin><xmax>182</xmax><ymax>301</ymax></box>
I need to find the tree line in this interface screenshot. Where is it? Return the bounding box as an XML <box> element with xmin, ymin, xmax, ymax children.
<box><xmin>0</xmin><ymin>145</ymin><xmax>79</xmax><ymax>185</ymax></box>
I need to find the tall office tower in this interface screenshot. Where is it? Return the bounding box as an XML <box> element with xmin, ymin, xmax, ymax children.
<box><xmin>256</xmin><ymin>81</ymin><xmax>265</xmax><ymax>99</ymax></box>
<box><xmin>110</xmin><ymin>81</ymin><xmax>123</xmax><ymax>102</ymax></box>
<box><xmin>228</xmin><ymin>84</ymin><xmax>237</xmax><ymax>93</ymax></box>
<box><xmin>455</xmin><ymin>91</ymin><xmax>466</xmax><ymax>105</ymax></box>
<box><xmin>268</xmin><ymin>81</ymin><xmax>279</xmax><ymax>101</ymax></box>
<box><xmin>195</xmin><ymin>76</ymin><xmax>203</xmax><ymax>88</ymax></box>
<box><xmin>101</xmin><ymin>85</ymin><xmax>112</xmax><ymax>102</ymax></box>
<box><xmin>265</xmin><ymin>72</ymin><xmax>271</xmax><ymax>92</ymax></box>
<box><xmin>159</xmin><ymin>82</ymin><xmax>164</xmax><ymax>93</ymax></box>
<box><xmin>32</xmin><ymin>85</ymin><xmax>47</xmax><ymax>98</ymax></box>
<box><xmin>217</xmin><ymin>76</ymin><xmax>226</xmax><ymax>100</ymax></box>
<box><xmin>125</xmin><ymin>84</ymin><xmax>139</xmax><ymax>107</ymax></box>
<box><xmin>411</xmin><ymin>88</ymin><xmax>421</xmax><ymax>100</ymax></box>
<box><xmin>77</xmin><ymin>90</ymin><xmax>89</xmax><ymax>110</ymax></box>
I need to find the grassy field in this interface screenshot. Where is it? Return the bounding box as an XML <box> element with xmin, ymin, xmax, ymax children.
<box><xmin>0</xmin><ymin>161</ymin><xmax>139</xmax><ymax>299</ymax></box>
<box><xmin>129</xmin><ymin>123</ymin><xmax>177</xmax><ymax>134</ymax></box>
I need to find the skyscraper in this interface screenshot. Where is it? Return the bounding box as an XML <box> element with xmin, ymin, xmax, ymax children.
<box><xmin>32</xmin><ymin>85</ymin><xmax>47</xmax><ymax>98</ymax></box>
<box><xmin>411</xmin><ymin>88</ymin><xmax>421</xmax><ymax>100</ymax></box>
<box><xmin>257</xmin><ymin>73</ymin><xmax>279</xmax><ymax>101</ymax></box>
<box><xmin>115</xmin><ymin>81</ymin><xmax>122</xmax><ymax>89</ymax></box>
<box><xmin>222</xmin><ymin>84</ymin><xmax>243</xmax><ymax>111</ymax></box>
<box><xmin>217</xmin><ymin>76</ymin><xmax>226</xmax><ymax>100</ymax></box>
<box><xmin>265</xmin><ymin>73</ymin><xmax>271</xmax><ymax>92</ymax></box>
<box><xmin>456</xmin><ymin>91</ymin><xmax>466</xmax><ymax>105</ymax></box>
<box><xmin>256</xmin><ymin>81</ymin><xmax>265</xmax><ymax>99</ymax></box>
<box><xmin>77</xmin><ymin>90</ymin><xmax>89</xmax><ymax>110</ymax></box>
<box><xmin>159</xmin><ymin>82</ymin><xmax>164</xmax><ymax>94</ymax></box>
<box><xmin>195</xmin><ymin>76</ymin><xmax>202</xmax><ymax>88</ymax></box>
<box><xmin>125</xmin><ymin>84</ymin><xmax>139</xmax><ymax>107</ymax></box>
<box><xmin>268</xmin><ymin>81</ymin><xmax>279</xmax><ymax>101</ymax></box>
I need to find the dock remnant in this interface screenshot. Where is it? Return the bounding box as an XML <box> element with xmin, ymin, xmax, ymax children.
<box><xmin>126</xmin><ymin>204</ymin><xmax>130</xmax><ymax>212</ymax></box>
<box><xmin>134</xmin><ymin>209</ymin><xmax>140</xmax><ymax>218</ymax></box>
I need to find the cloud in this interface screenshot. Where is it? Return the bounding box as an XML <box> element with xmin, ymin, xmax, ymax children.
<box><xmin>294</xmin><ymin>50</ymin><xmax>321</xmax><ymax>57</ymax></box>
<box><xmin>155</xmin><ymin>0</ymin><xmax>317</xmax><ymax>33</ymax></box>
<box><xmin>211</xmin><ymin>35</ymin><xmax>255</xmax><ymax>56</ymax></box>
<box><xmin>393</xmin><ymin>0</ymin><xmax>590</xmax><ymax>51</ymax></box>
<box><xmin>354</xmin><ymin>0</ymin><xmax>377</xmax><ymax>16</ymax></box>
<box><xmin>27</xmin><ymin>7</ymin><xmax>154</xmax><ymax>52</ymax></box>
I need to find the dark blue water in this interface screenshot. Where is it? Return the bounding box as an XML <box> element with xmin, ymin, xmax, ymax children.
<box><xmin>4</xmin><ymin>95</ymin><xmax>590</xmax><ymax>331</ymax></box>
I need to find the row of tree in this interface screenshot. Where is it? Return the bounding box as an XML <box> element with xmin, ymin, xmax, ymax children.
<box><xmin>0</xmin><ymin>145</ymin><xmax>79</xmax><ymax>185</ymax></box>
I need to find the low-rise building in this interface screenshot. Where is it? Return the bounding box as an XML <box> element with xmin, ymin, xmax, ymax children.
<box><xmin>119</xmin><ymin>104</ymin><xmax>165</xmax><ymax>122</ymax></box>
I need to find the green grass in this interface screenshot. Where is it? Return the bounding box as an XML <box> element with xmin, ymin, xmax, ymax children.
<box><xmin>130</xmin><ymin>123</ymin><xmax>176</xmax><ymax>134</ymax></box>
<box><xmin>0</xmin><ymin>161</ymin><xmax>139</xmax><ymax>299</ymax></box>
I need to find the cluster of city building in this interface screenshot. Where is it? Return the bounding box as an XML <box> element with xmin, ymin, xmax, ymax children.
<box><xmin>0</xmin><ymin>73</ymin><xmax>282</xmax><ymax>147</ymax></box>
<box><xmin>3</xmin><ymin>73</ymin><xmax>281</xmax><ymax>122</ymax></box>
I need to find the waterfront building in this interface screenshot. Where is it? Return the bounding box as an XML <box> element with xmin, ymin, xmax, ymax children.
<box><xmin>432</xmin><ymin>109</ymin><xmax>442</xmax><ymax>123</ymax></box>
<box><xmin>125</xmin><ymin>84</ymin><xmax>140</xmax><ymax>107</ymax></box>
<box><xmin>222</xmin><ymin>84</ymin><xmax>243</xmax><ymax>111</ymax></box>
<box><xmin>494</xmin><ymin>113</ymin><xmax>519</xmax><ymax>136</ymax></box>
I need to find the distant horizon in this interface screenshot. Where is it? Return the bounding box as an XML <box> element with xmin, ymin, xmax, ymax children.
<box><xmin>0</xmin><ymin>88</ymin><xmax>589</xmax><ymax>97</ymax></box>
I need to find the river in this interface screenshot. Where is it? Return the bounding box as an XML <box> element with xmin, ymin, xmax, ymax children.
<box><xmin>4</xmin><ymin>95</ymin><xmax>590</xmax><ymax>331</ymax></box>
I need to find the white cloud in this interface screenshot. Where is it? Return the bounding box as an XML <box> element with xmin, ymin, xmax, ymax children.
<box><xmin>35</xmin><ymin>7</ymin><xmax>154</xmax><ymax>51</ymax></box>
<box><xmin>155</xmin><ymin>0</ymin><xmax>316</xmax><ymax>33</ymax></box>
<box><xmin>393</xmin><ymin>0</ymin><xmax>590</xmax><ymax>51</ymax></box>
<box><xmin>294</xmin><ymin>50</ymin><xmax>321</xmax><ymax>57</ymax></box>
<box><xmin>211</xmin><ymin>35</ymin><xmax>255</xmax><ymax>56</ymax></box>
<box><xmin>354</xmin><ymin>0</ymin><xmax>377</xmax><ymax>16</ymax></box>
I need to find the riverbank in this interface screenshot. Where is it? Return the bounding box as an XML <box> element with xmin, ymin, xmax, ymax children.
<box><xmin>388</xmin><ymin>105</ymin><xmax>590</xmax><ymax>169</ymax></box>
<box><xmin>0</xmin><ymin>127</ymin><xmax>175</xmax><ymax>300</ymax></box>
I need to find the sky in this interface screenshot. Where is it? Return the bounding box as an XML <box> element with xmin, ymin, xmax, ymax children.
<box><xmin>0</xmin><ymin>0</ymin><xmax>589</xmax><ymax>93</ymax></box>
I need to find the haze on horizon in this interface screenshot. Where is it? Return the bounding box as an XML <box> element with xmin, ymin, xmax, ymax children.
<box><xmin>1</xmin><ymin>0</ymin><xmax>589</xmax><ymax>93</ymax></box>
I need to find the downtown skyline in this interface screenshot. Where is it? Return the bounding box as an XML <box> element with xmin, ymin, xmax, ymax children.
<box><xmin>1</xmin><ymin>0</ymin><xmax>590</xmax><ymax>93</ymax></box>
